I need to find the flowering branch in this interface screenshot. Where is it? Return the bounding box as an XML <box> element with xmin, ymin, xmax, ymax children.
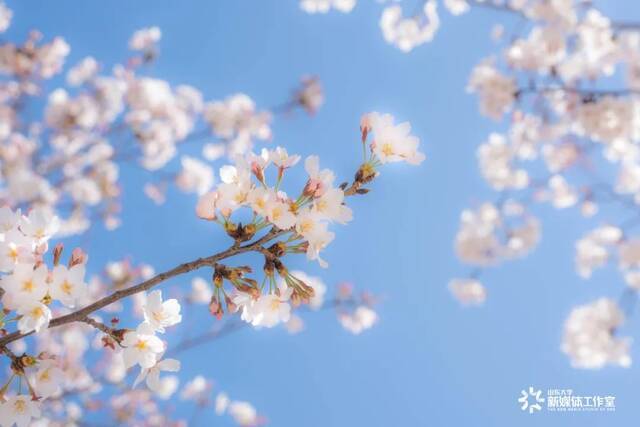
<box><xmin>0</xmin><ymin>172</ymin><xmax>375</xmax><ymax>349</ymax></box>
<box><xmin>0</xmin><ymin>215</ymin><xmax>324</xmax><ymax>348</ymax></box>
<box><xmin>0</xmin><ymin>3</ymin><xmax>431</xmax><ymax>424</ymax></box>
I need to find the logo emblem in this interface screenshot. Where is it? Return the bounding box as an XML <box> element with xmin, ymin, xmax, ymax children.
<box><xmin>519</xmin><ymin>386</ymin><xmax>545</xmax><ymax>413</ymax></box>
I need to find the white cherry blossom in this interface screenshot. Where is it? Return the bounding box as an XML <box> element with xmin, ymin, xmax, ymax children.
<box><xmin>50</xmin><ymin>264</ymin><xmax>86</xmax><ymax>308</ymax></box>
<box><xmin>339</xmin><ymin>306</ymin><xmax>378</xmax><ymax>334</ymax></box>
<box><xmin>32</xmin><ymin>360</ymin><xmax>63</xmax><ymax>398</ymax></box>
<box><xmin>251</xmin><ymin>287</ymin><xmax>293</xmax><ymax>328</ymax></box>
<box><xmin>562</xmin><ymin>298</ymin><xmax>631</xmax><ymax>369</ymax></box>
<box><xmin>1</xmin><ymin>263</ymin><xmax>48</xmax><ymax>309</ymax></box>
<box><xmin>129</xmin><ymin>26</ymin><xmax>161</xmax><ymax>51</ymax></box>
<box><xmin>300</xmin><ymin>0</ymin><xmax>355</xmax><ymax>14</ymax></box>
<box><xmin>121</xmin><ymin>322</ymin><xmax>166</xmax><ymax>369</ymax></box>
<box><xmin>133</xmin><ymin>357</ymin><xmax>181</xmax><ymax>399</ymax></box>
<box><xmin>380</xmin><ymin>1</ymin><xmax>439</xmax><ymax>53</ymax></box>
<box><xmin>363</xmin><ymin>112</ymin><xmax>425</xmax><ymax>165</ymax></box>
<box><xmin>142</xmin><ymin>290</ymin><xmax>182</xmax><ymax>333</ymax></box>
<box><xmin>0</xmin><ymin>395</ymin><xmax>41</xmax><ymax>427</ymax></box>
<box><xmin>449</xmin><ymin>278</ymin><xmax>486</xmax><ymax>306</ymax></box>
<box><xmin>228</xmin><ymin>401</ymin><xmax>259</xmax><ymax>427</ymax></box>
<box><xmin>16</xmin><ymin>301</ymin><xmax>52</xmax><ymax>334</ymax></box>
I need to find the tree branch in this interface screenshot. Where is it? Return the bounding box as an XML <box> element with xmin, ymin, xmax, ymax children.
<box><xmin>0</xmin><ymin>180</ymin><xmax>365</xmax><ymax>348</ymax></box>
<box><xmin>516</xmin><ymin>85</ymin><xmax>640</xmax><ymax>98</ymax></box>
<box><xmin>0</xmin><ymin>228</ymin><xmax>285</xmax><ymax>347</ymax></box>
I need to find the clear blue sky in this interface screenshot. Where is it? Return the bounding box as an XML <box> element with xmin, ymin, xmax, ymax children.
<box><xmin>11</xmin><ymin>1</ymin><xmax>640</xmax><ymax>426</ymax></box>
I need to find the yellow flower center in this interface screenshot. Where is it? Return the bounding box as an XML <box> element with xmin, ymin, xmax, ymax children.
<box><xmin>14</xmin><ymin>399</ymin><xmax>26</xmax><ymax>414</ymax></box>
<box><xmin>316</xmin><ymin>199</ymin><xmax>327</xmax><ymax>212</ymax></box>
<box><xmin>271</xmin><ymin>207</ymin><xmax>282</xmax><ymax>220</ymax></box>
<box><xmin>8</xmin><ymin>246</ymin><xmax>18</xmax><ymax>261</ymax></box>
<box><xmin>381</xmin><ymin>143</ymin><xmax>394</xmax><ymax>156</ymax></box>
<box><xmin>22</xmin><ymin>280</ymin><xmax>35</xmax><ymax>293</ymax></box>
<box><xmin>234</xmin><ymin>191</ymin><xmax>247</xmax><ymax>203</ymax></box>
<box><xmin>135</xmin><ymin>339</ymin><xmax>148</xmax><ymax>350</ymax></box>
<box><xmin>39</xmin><ymin>369</ymin><xmax>51</xmax><ymax>382</ymax></box>
<box><xmin>299</xmin><ymin>220</ymin><xmax>313</xmax><ymax>234</ymax></box>
<box><xmin>152</xmin><ymin>310</ymin><xmax>166</xmax><ymax>322</ymax></box>
<box><xmin>61</xmin><ymin>280</ymin><xmax>73</xmax><ymax>295</ymax></box>
<box><xmin>270</xmin><ymin>299</ymin><xmax>280</xmax><ymax>311</ymax></box>
<box><xmin>30</xmin><ymin>306</ymin><xmax>44</xmax><ymax>318</ymax></box>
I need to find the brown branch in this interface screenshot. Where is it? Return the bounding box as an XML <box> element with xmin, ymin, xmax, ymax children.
<box><xmin>81</xmin><ymin>317</ymin><xmax>117</xmax><ymax>337</ymax></box>
<box><xmin>614</xmin><ymin>22</ymin><xmax>640</xmax><ymax>31</ymax></box>
<box><xmin>516</xmin><ymin>85</ymin><xmax>640</xmax><ymax>98</ymax></box>
<box><xmin>166</xmin><ymin>319</ymin><xmax>246</xmax><ymax>357</ymax></box>
<box><xmin>0</xmin><ymin>179</ymin><xmax>366</xmax><ymax>348</ymax></box>
<box><xmin>0</xmin><ymin>227</ymin><xmax>286</xmax><ymax>348</ymax></box>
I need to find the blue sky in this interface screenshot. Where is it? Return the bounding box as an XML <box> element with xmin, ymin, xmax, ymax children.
<box><xmin>10</xmin><ymin>0</ymin><xmax>640</xmax><ymax>426</ymax></box>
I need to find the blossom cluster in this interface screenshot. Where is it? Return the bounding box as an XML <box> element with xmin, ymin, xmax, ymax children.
<box><xmin>433</xmin><ymin>0</ymin><xmax>640</xmax><ymax>370</ymax></box>
<box><xmin>300</xmin><ymin>0</ymin><xmax>356</xmax><ymax>14</ymax></box>
<box><xmin>562</xmin><ymin>298</ymin><xmax>632</xmax><ymax>369</ymax></box>
<box><xmin>0</xmin><ymin>207</ymin><xmax>91</xmax><ymax>426</ymax></box>
<box><xmin>122</xmin><ymin>290</ymin><xmax>182</xmax><ymax>392</ymax></box>
<box><xmin>300</xmin><ymin>0</ymin><xmax>443</xmax><ymax>52</ymax></box>
<box><xmin>193</xmin><ymin>112</ymin><xmax>423</xmax><ymax>328</ymax></box>
<box><xmin>0</xmin><ymin>4</ymin><xmax>324</xmax><ymax>239</ymax></box>
<box><xmin>0</xmin><ymin>1</ymin><xmax>435</xmax><ymax>425</ymax></box>
<box><xmin>0</xmin><ymin>207</ymin><xmax>84</xmax><ymax>334</ymax></box>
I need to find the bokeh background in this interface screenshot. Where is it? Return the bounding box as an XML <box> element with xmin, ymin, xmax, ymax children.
<box><xmin>11</xmin><ymin>1</ymin><xmax>640</xmax><ymax>425</ymax></box>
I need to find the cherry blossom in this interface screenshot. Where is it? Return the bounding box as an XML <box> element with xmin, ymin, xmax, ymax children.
<box><xmin>142</xmin><ymin>290</ymin><xmax>182</xmax><ymax>333</ymax></box>
<box><xmin>175</xmin><ymin>156</ymin><xmax>215</xmax><ymax>195</ymax></box>
<box><xmin>66</xmin><ymin>56</ymin><xmax>98</xmax><ymax>86</ymax></box>
<box><xmin>204</xmin><ymin>94</ymin><xmax>272</xmax><ymax>156</ymax></box>
<box><xmin>16</xmin><ymin>301</ymin><xmax>52</xmax><ymax>334</ymax></box>
<box><xmin>562</xmin><ymin>298</ymin><xmax>631</xmax><ymax>369</ymax></box>
<box><xmin>300</xmin><ymin>0</ymin><xmax>356</xmax><ymax>14</ymax></box>
<box><xmin>339</xmin><ymin>306</ymin><xmax>377</xmax><ymax>335</ymax></box>
<box><xmin>190</xmin><ymin>277</ymin><xmax>213</xmax><ymax>304</ymax></box>
<box><xmin>380</xmin><ymin>1</ymin><xmax>440</xmax><ymax>52</ymax></box>
<box><xmin>467</xmin><ymin>60</ymin><xmax>516</xmax><ymax>120</ymax></box>
<box><xmin>133</xmin><ymin>357</ymin><xmax>181</xmax><ymax>399</ymax></box>
<box><xmin>129</xmin><ymin>26</ymin><xmax>161</xmax><ymax>52</ymax></box>
<box><xmin>448</xmin><ymin>278</ymin><xmax>486</xmax><ymax>306</ymax></box>
<box><xmin>0</xmin><ymin>395</ymin><xmax>41</xmax><ymax>427</ymax></box>
<box><xmin>121</xmin><ymin>322</ymin><xmax>166</xmax><ymax>369</ymax></box>
<box><xmin>0</xmin><ymin>2</ymin><xmax>11</xmax><ymax>32</ymax></box>
<box><xmin>31</xmin><ymin>360</ymin><xmax>63</xmax><ymax>399</ymax></box>
<box><xmin>50</xmin><ymin>264</ymin><xmax>87</xmax><ymax>308</ymax></box>
<box><xmin>363</xmin><ymin>112</ymin><xmax>426</xmax><ymax>165</ymax></box>
<box><xmin>2</xmin><ymin>263</ymin><xmax>49</xmax><ymax>310</ymax></box>
<box><xmin>228</xmin><ymin>401</ymin><xmax>260</xmax><ymax>427</ymax></box>
<box><xmin>0</xmin><ymin>4</ymin><xmax>431</xmax><ymax>424</ymax></box>
<box><xmin>180</xmin><ymin>375</ymin><xmax>210</xmax><ymax>402</ymax></box>
<box><xmin>251</xmin><ymin>286</ymin><xmax>293</xmax><ymax>328</ymax></box>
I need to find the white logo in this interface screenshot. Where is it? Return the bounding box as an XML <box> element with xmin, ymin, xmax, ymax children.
<box><xmin>519</xmin><ymin>386</ymin><xmax>545</xmax><ymax>414</ymax></box>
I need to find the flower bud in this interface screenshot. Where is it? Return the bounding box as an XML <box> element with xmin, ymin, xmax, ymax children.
<box><xmin>303</xmin><ymin>179</ymin><xmax>324</xmax><ymax>198</ymax></box>
<box><xmin>69</xmin><ymin>248</ymin><xmax>86</xmax><ymax>267</ymax></box>
<box><xmin>355</xmin><ymin>163</ymin><xmax>377</xmax><ymax>185</ymax></box>
<box><xmin>52</xmin><ymin>243</ymin><xmax>63</xmax><ymax>266</ymax></box>
<box><xmin>209</xmin><ymin>296</ymin><xmax>224</xmax><ymax>319</ymax></box>
<box><xmin>251</xmin><ymin>161</ymin><xmax>265</xmax><ymax>184</ymax></box>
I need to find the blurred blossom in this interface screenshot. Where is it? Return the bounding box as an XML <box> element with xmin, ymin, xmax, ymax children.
<box><xmin>562</xmin><ymin>298</ymin><xmax>631</xmax><ymax>369</ymax></box>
